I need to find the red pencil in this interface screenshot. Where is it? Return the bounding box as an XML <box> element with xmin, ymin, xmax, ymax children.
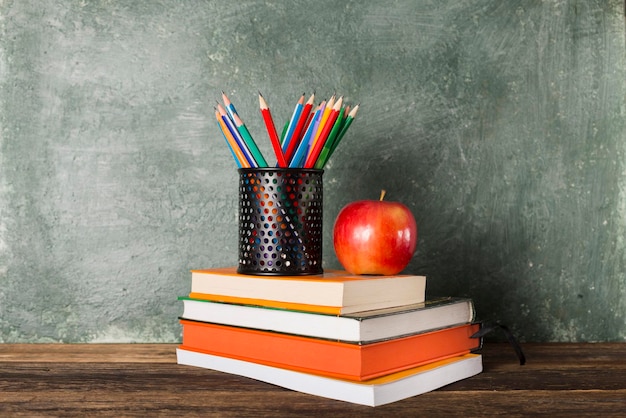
<box><xmin>284</xmin><ymin>92</ymin><xmax>315</xmax><ymax>162</ymax></box>
<box><xmin>258</xmin><ymin>93</ymin><xmax>287</xmax><ymax>167</ymax></box>
<box><xmin>304</xmin><ymin>96</ymin><xmax>342</xmax><ymax>168</ymax></box>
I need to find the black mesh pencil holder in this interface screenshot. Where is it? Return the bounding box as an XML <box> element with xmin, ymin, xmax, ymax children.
<box><xmin>238</xmin><ymin>168</ymin><xmax>324</xmax><ymax>276</ymax></box>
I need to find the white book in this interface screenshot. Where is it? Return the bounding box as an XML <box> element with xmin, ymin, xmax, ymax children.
<box><xmin>179</xmin><ymin>296</ymin><xmax>474</xmax><ymax>343</ymax></box>
<box><xmin>176</xmin><ymin>348</ymin><xmax>483</xmax><ymax>407</ymax></box>
<box><xmin>189</xmin><ymin>267</ymin><xmax>426</xmax><ymax>314</ymax></box>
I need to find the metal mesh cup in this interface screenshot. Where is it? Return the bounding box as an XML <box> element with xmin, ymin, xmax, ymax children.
<box><xmin>238</xmin><ymin>168</ymin><xmax>323</xmax><ymax>276</ymax></box>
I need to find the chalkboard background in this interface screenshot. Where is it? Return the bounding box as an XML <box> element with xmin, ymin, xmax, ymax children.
<box><xmin>1</xmin><ymin>1</ymin><xmax>625</xmax><ymax>342</ymax></box>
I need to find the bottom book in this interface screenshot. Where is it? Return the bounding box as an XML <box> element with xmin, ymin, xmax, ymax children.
<box><xmin>176</xmin><ymin>347</ymin><xmax>483</xmax><ymax>407</ymax></box>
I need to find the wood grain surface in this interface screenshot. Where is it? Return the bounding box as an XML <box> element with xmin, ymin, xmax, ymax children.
<box><xmin>1</xmin><ymin>343</ymin><xmax>625</xmax><ymax>416</ymax></box>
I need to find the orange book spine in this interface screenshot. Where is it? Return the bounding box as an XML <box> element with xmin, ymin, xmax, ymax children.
<box><xmin>188</xmin><ymin>292</ymin><xmax>343</xmax><ymax>315</ymax></box>
<box><xmin>180</xmin><ymin>320</ymin><xmax>481</xmax><ymax>381</ymax></box>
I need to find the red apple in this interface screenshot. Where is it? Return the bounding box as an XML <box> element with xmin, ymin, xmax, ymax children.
<box><xmin>333</xmin><ymin>190</ymin><xmax>417</xmax><ymax>275</ymax></box>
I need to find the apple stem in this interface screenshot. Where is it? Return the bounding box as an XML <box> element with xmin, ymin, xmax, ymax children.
<box><xmin>379</xmin><ymin>190</ymin><xmax>386</xmax><ymax>201</ymax></box>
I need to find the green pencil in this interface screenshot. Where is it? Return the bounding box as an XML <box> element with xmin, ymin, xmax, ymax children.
<box><xmin>314</xmin><ymin>106</ymin><xmax>345</xmax><ymax>169</ymax></box>
<box><xmin>279</xmin><ymin>120</ymin><xmax>289</xmax><ymax>146</ymax></box>
<box><xmin>232</xmin><ymin>113</ymin><xmax>268</xmax><ymax>167</ymax></box>
<box><xmin>321</xmin><ymin>104</ymin><xmax>359</xmax><ymax>168</ymax></box>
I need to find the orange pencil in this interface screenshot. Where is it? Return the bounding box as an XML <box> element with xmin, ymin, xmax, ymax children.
<box><xmin>217</xmin><ymin>103</ymin><xmax>257</xmax><ymax>167</ymax></box>
<box><xmin>216</xmin><ymin>109</ymin><xmax>250</xmax><ymax>168</ymax></box>
<box><xmin>304</xmin><ymin>96</ymin><xmax>342</xmax><ymax>168</ymax></box>
<box><xmin>259</xmin><ymin>93</ymin><xmax>287</xmax><ymax>167</ymax></box>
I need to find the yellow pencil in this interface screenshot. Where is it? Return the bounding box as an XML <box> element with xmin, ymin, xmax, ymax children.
<box><xmin>305</xmin><ymin>97</ymin><xmax>342</xmax><ymax>168</ymax></box>
<box><xmin>310</xmin><ymin>94</ymin><xmax>335</xmax><ymax>151</ymax></box>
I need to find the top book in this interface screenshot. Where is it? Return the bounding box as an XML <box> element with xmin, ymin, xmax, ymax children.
<box><xmin>189</xmin><ymin>267</ymin><xmax>426</xmax><ymax>315</ymax></box>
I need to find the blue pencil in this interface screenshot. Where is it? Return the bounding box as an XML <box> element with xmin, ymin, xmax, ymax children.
<box><xmin>289</xmin><ymin>104</ymin><xmax>323</xmax><ymax>168</ymax></box>
<box><xmin>221</xmin><ymin>91</ymin><xmax>239</xmax><ymax>121</ymax></box>
<box><xmin>281</xmin><ymin>93</ymin><xmax>305</xmax><ymax>153</ymax></box>
<box><xmin>217</xmin><ymin>104</ymin><xmax>257</xmax><ymax>167</ymax></box>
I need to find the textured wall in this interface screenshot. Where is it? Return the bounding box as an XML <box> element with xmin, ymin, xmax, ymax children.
<box><xmin>1</xmin><ymin>1</ymin><xmax>624</xmax><ymax>342</ymax></box>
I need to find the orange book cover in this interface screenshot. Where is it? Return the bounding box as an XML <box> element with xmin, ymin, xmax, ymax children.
<box><xmin>179</xmin><ymin>319</ymin><xmax>481</xmax><ymax>381</ymax></box>
<box><xmin>187</xmin><ymin>292</ymin><xmax>346</xmax><ymax>315</ymax></box>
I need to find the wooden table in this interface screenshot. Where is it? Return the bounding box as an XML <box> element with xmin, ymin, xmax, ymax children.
<box><xmin>1</xmin><ymin>343</ymin><xmax>625</xmax><ymax>416</ymax></box>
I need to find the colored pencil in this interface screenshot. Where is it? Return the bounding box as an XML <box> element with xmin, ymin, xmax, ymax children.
<box><xmin>310</xmin><ymin>95</ymin><xmax>334</xmax><ymax>152</ymax></box>
<box><xmin>281</xmin><ymin>93</ymin><xmax>305</xmax><ymax>151</ymax></box>
<box><xmin>217</xmin><ymin>104</ymin><xmax>257</xmax><ymax>167</ymax></box>
<box><xmin>259</xmin><ymin>93</ymin><xmax>288</xmax><ymax>167</ymax></box>
<box><xmin>291</xmin><ymin>101</ymin><xmax>324</xmax><ymax>168</ymax></box>
<box><xmin>304</xmin><ymin>96</ymin><xmax>342</xmax><ymax>168</ymax></box>
<box><xmin>289</xmin><ymin>104</ymin><xmax>322</xmax><ymax>168</ymax></box>
<box><xmin>216</xmin><ymin>120</ymin><xmax>242</xmax><ymax>168</ymax></box>
<box><xmin>283</xmin><ymin>93</ymin><xmax>314</xmax><ymax>162</ymax></box>
<box><xmin>314</xmin><ymin>105</ymin><xmax>345</xmax><ymax>169</ymax></box>
<box><xmin>315</xmin><ymin>104</ymin><xmax>350</xmax><ymax>169</ymax></box>
<box><xmin>221</xmin><ymin>91</ymin><xmax>239</xmax><ymax>121</ymax></box>
<box><xmin>232</xmin><ymin>112</ymin><xmax>268</xmax><ymax>168</ymax></box>
<box><xmin>329</xmin><ymin>103</ymin><xmax>359</xmax><ymax>157</ymax></box>
<box><xmin>213</xmin><ymin>91</ymin><xmax>357</xmax><ymax>169</ymax></box>
<box><xmin>280</xmin><ymin>120</ymin><xmax>289</xmax><ymax>144</ymax></box>
<box><xmin>216</xmin><ymin>109</ymin><xmax>250</xmax><ymax>168</ymax></box>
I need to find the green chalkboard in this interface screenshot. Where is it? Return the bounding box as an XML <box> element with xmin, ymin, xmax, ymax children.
<box><xmin>0</xmin><ymin>1</ymin><xmax>625</xmax><ymax>342</ymax></box>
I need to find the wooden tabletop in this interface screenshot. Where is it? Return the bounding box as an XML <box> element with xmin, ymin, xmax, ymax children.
<box><xmin>1</xmin><ymin>343</ymin><xmax>625</xmax><ymax>416</ymax></box>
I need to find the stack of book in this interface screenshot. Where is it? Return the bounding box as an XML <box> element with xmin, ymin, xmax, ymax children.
<box><xmin>176</xmin><ymin>267</ymin><xmax>483</xmax><ymax>407</ymax></box>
